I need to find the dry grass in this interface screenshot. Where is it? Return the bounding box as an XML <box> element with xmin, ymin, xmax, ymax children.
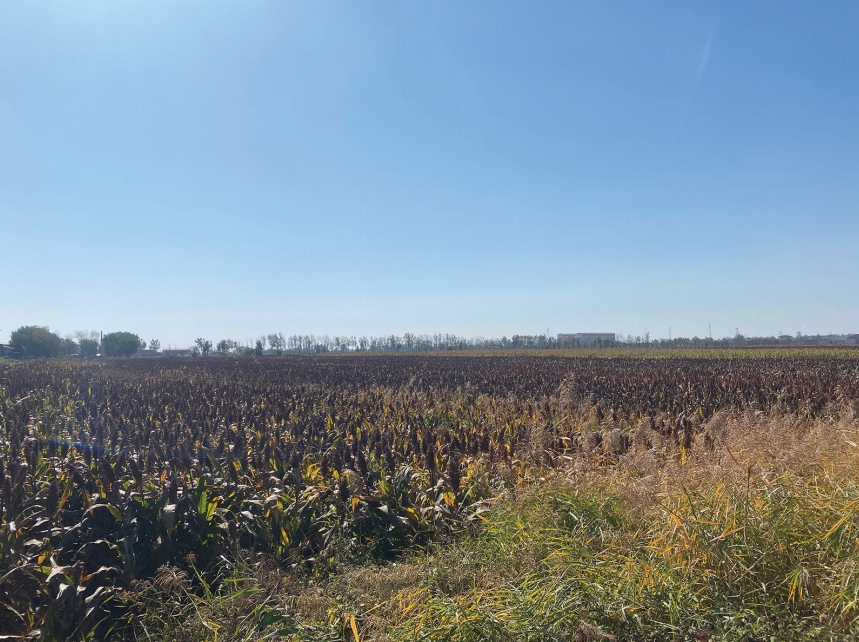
<box><xmin>340</xmin><ymin>411</ymin><xmax>859</xmax><ymax>640</ymax></box>
<box><xmin>125</xmin><ymin>410</ymin><xmax>859</xmax><ymax>641</ymax></box>
<box><xmin>612</xmin><ymin>408</ymin><xmax>859</xmax><ymax>502</ymax></box>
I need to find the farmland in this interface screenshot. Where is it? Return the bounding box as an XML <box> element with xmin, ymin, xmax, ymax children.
<box><xmin>1</xmin><ymin>351</ymin><xmax>859</xmax><ymax>640</ymax></box>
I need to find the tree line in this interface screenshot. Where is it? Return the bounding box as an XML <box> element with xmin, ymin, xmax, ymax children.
<box><xmin>210</xmin><ymin>332</ymin><xmax>560</xmax><ymax>354</ymax></box>
<box><xmin>4</xmin><ymin>325</ymin><xmax>846</xmax><ymax>360</ymax></box>
<box><xmin>3</xmin><ymin>326</ymin><xmax>155</xmax><ymax>358</ymax></box>
<box><xmin>5</xmin><ymin>328</ymin><xmax>568</xmax><ymax>358</ymax></box>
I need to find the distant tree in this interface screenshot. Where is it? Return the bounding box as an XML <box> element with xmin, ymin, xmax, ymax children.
<box><xmin>195</xmin><ymin>338</ymin><xmax>213</xmax><ymax>356</ymax></box>
<box><xmin>216</xmin><ymin>339</ymin><xmax>237</xmax><ymax>354</ymax></box>
<box><xmin>148</xmin><ymin>339</ymin><xmax>160</xmax><ymax>352</ymax></box>
<box><xmin>79</xmin><ymin>339</ymin><xmax>99</xmax><ymax>358</ymax></box>
<box><xmin>73</xmin><ymin>330</ymin><xmax>99</xmax><ymax>344</ymax></box>
<box><xmin>62</xmin><ymin>337</ymin><xmax>80</xmax><ymax>355</ymax></box>
<box><xmin>254</xmin><ymin>340</ymin><xmax>264</xmax><ymax>357</ymax></box>
<box><xmin>101</xmin><ymin>332</ymin><xmax>142</xmax><ymax>357</ymax></box>
<box><xmin>10</xmin><ymin>326</ymin><xmax>63</xmax><ymax>358</ymax></box>
<box><xmin>267</xmin><ymin>333</ymin><xmax>285</xmax><ymax>355</ymax></box>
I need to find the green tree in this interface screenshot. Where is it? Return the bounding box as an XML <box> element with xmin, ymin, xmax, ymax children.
<box><xmin>62</xmin><ymin>337</ymin><xmax>79</xmax><ymax>355</ymax></box>
<box><xmin>101</xmin><ymin>331</ymin><xmax>142</xmax><ymax>357</ymax></box>
<box><xmin>10</xmin><ymin>326</ymin><xmax>63</xmax><ymax>358</ymax></box>
<box><xmin>267</xmin><ymin>333</ymin><xmax>285</xmax><ymax>355</ymax></box>
<box><xmin>195</xmin><ymin>338</ymin><xmax>213</xmax><ymax>356</ymax></box>
<box><xmin>216</xmin><ymin>339</ymin><xmax>237</xmax><ymax>354</ymax></box>
<box><xmin>80</xmin><ymin>339</ymin><xmax>99</xmax><ymax>358</ymax></box>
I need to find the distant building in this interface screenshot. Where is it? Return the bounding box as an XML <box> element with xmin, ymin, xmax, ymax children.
<box><xmin>847</xmin><ymin>334</ymin><xmax>859</xmax><ymax>345</ymax></box>
<box><xmin>161</xmin><ymin>349</ymin><xmax>191</xmax><ymax>357</ymax></box>
<box><xmin>0</xmin><ymin>343</ymin><xmax>19</xmax><ymax>358</ymax></box>
<box><xmin>557</xmin><ymin>333</ymin><xmax>616</xmax><ymax>347</ymax></box>
<box><xmin>778</xmin><ymin>335</ymin><xmax>793</xmax><ymax>342</ymax></box>
<box><xmin>135</xmin><ymin>349</ymin><xmax>160</xmax><ymax>357</ymax></box>
<box><xmin>798</xmin><ymin>334</ymin><xmax>848</xmax><ymax>346</ymax></box>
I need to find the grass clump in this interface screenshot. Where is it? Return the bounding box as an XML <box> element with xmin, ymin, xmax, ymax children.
<box><xmin>382</xmin><ymin>468</ymin><xmax>859</xmax><ymax>641</ymax></box>
<box><xmin>345</xmin><ymin>413</ymin><xmax>858</xmax><ymax>641</ymax></box>
<box><xmin>111</xmin><ymin>415</ymin><xmax>859</xmax><ymax>641</ymax></box>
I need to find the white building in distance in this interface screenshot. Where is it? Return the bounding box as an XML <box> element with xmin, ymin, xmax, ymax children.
<box><xmin>557</xmin><ymin>333</ymin><xmax>615</xmax><ymax>347</ymax></box>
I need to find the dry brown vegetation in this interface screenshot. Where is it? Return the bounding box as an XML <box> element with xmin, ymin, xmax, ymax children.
<box><xmin>230</xmin><ymin>410</ymin><xmax>858</xmax><ymax>641</ymax></box>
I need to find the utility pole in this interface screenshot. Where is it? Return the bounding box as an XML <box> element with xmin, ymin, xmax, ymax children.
<box><xmin>669</xmin><ymin>327</ymin><xmax>671</xmax><ymax>342</ymax></box>
<box><xmin>709</xmin><ymin>323</ymin><xmax>712</xmax><ymax>340</ymax></box>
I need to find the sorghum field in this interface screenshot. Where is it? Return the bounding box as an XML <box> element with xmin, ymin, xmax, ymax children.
<box><xmin>2</xmin><ymin>350</ymin><xmax>859</xmax><ymax>641</ymax></box>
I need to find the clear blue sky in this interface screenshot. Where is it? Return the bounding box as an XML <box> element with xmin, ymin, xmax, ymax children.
<box><xmin>2</xmin><ymin>1</ymin><xmax>857</xmax><ymax>347</ymax></box>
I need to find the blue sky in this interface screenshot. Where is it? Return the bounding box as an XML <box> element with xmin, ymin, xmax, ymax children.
<box><xmin>2</xmin><ymin>1</ymin><xmax>857</xmax><ymax>346</ymax></box>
